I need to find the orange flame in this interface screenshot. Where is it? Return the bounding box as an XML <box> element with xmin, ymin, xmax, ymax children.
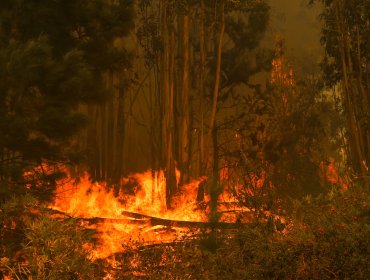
<box><xmin>321</xmin><ymin>160</ymin><xmax>348</xmax><ymax>189</ymax></box>
<box><xmin>47</xmin><ymin>160</ymin><xmax>347</xmax><ymax>260</ymax></box>
<box><xmin>50</xmin><ymin>170</ymin><xmax>207</xmax><ymax>259</ymax></box>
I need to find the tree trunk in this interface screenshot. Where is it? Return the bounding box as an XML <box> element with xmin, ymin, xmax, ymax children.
<box><xmin>334</xmin><ymin>0</ymin><xmax>369</xmax><ymax>185</ymax></box>
<box><xmin>197</xmin><ymin>1</ymin><xmax>225</xmax><ymax>201</ymax></box>
<box><xmin>179</xmin><ymin>12</ymin><xmax>190</xmax><ymax>186</ymax></box>
<box><xmin>205</xmin><ymin>0</ymin><xmax>225</xmax><ymax>167</ymax></box>
<box><xmin>107</xmin><ymin>72</ymin><xmax>115</xmax><ymax>183</ymax></box>
<box><xmin>210</xmin><ymin>124</ymin><xmax>219</xmax><ymax>220</ymax></box>
<box><xmin>197</xmin><ymin>0</ymin><xmax>206</xmax><ymax>201</ymax></box>
<box><xmin>114</xmin><ymin>71</ymin><xmax>125</xmax><ymax>183</ymax></box>
<box><xmin>161</xmin><ymin>1</ymin><xmax>177</xmax><ymax>208</ymax></box>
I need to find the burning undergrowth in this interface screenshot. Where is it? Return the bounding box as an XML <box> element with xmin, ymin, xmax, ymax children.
<box><xmin>1</xmin><ymin>161</ymin><xmax>357</xmax><ymax>279</ymax></box>
<box><xmin>20</xmin><ymin>158</ymin><xmax>344</xmax><ymax>279</ymax></box>
<box><xmin>50</xmin><ymin>169</ymin><xmax>220</xmax><ymax>260</ymax></box>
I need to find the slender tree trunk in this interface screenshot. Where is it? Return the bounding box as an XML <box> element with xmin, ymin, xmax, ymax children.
<box><xmin>166</xmin><ymin>28</ymin><xmax>177</xmax><ymax>208</ymax></box>
<box><xmin>179</xmin><ymin>12</ymin><xmax>190</xmax><ymax>186</ymax></box>
<box><xmin>114</xmin><ymin>72</ymin><xmax>125</xmax><ymax>183</ymax></box>
<box><xmin>87</xmin><ymin>104</ymin><xmax>99</xmax><ymax>180</ymax></box>
<box><xmin>99</xmin><ymin>102</ymin><xmax>106</xmax><ymax>181</ymax></box>
<box><xmin>161</xmin><ymin>1</ymin><xmax>177</xmax><ymax>208</ymax></box>
<box><xmin>197</xmin><ymin>0</ymin><xmax>206</xmax><ymax>201</ymax></box>
<box><xmin>334</xmin><ymin>0</ymin><xmax>368</xmax><ymax>185</ymax></box>
<box><xmin>196</xmin><ymin>0</ymin><xmax>225</xmax><ymax>205</ymax></box>
<box><xmin>354</xmin><ymin>25</ymin><xmax>370</xmax><ymax>166</ymax></box>
<box><xmin>107</xmin><ymin>72</ymin><xmax>115</xmax><ymax>183</ymax></box>
<box><xmin>196</xmin><ymin>0</ymin><xmax>225</xmax><ymax>202</ymax></box>
<box><xmin>205</xmin><ymin>0</ymin><xmax>225</xmax><ymax>163</ymax></box>
<box><xmin>210</xmin><ymin>124</ymin><xmax>219</xmax><ymax>219</ymax></box>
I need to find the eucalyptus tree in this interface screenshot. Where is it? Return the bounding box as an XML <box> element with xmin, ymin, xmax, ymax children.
<box><xmin>136</xmin><ymin>0</ymin><xmax>271</xmax><ymax>207</ymax></box>
<box><xmin>312</xmin><ymin>0</ymin><xmax>370</xmax><ymax>185</ymax></box>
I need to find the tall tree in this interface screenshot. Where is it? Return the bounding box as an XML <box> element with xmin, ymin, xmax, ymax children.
<box><xmin>196</xmin><ymin>0</ymin><xmax>271</xmax><ymax>201</ymax></box>
<box><xmin>312</xmin><ymin>0</ymin><xmax>369</xmax><ymax>185</ymax></box>
<box><xmin>179</xmin><ymin>5</ymin><xmax>191</xmax><ymax>186</ymax></box>
<box><xmin>0</xmin><ymin>0</ymin><xmax>134</xmax><ymax>201</ymax></box>
<box><xmin>135</xmin><ymin>0</ymin><xmax>272</xmax><ymax>207</ymax></box>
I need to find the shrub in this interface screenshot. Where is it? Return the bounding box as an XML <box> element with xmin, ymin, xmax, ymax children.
<box><xmin>1</xmin><ymin>195</ymin><xmax>101</xmax><ymax>280</ymax></box>
<box><xmin>114</xmin><ymin>185</ymin><xmax>369</xmax><ymax>279</ymax></box>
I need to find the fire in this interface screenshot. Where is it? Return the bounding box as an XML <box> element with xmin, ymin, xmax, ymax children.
<box><xmin>47</xmin><ymin>160</ymin><xmax>348</xmax><ymax>260</ymax></box>
<box><xmin>50</xmin><ymin>170</ymin><xmax>208</xmax><ymax>259</ymax></box>
<box><xmin>321</xmin><ymin>160</ymin><xmax>348</xmax><ymax>189</ymax></box>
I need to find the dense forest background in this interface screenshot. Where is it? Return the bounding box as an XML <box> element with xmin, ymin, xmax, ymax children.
<box><xmin>1</xmin><ymin>0</ymin><xmax>369</xmax><ymax>279</ymax></box>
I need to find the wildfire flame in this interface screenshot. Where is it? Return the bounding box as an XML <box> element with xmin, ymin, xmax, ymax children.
<box><xmin>50</xmin><ymin>170</ymin><xmax>208</xmax><ymax>259</ymax></box>
<box><xmin>321</xmin><ymin>160</ymin><xmax>348</xmax><ymax>189</ymax></box>
<box><xmin>47</xmin><ymin>158</ymin><xmax>346</xmax><ymax>260</ymax></box>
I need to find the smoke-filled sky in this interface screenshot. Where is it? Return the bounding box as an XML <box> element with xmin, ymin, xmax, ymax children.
<box><xmin>268</xmin><ymin>0</ymin><xmax>323</xmax><ymax>75</ymax></box>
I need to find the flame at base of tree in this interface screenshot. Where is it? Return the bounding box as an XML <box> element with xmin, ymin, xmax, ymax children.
<box><xmin>50</xmin><ymin>170</ymin><xmax>212</xmax><ymax>259</ymax></box>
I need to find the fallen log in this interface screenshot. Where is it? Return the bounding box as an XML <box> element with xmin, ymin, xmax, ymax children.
<box><xmin>78</xmin><ymin>217</ymin><xmax>148</xmax><ymax>225</ymax></box>
<box><xmin>47</xmin><ymin>208</ymin><xmax>245</xmax><ymax>229</ymax></box>
<box><xmin>108</xmin><ymin>210</ymin><xmax>242</xmax><ymax>229</ymax></box>
<box><xmin>46</xmin><ymin>208</ymin><xmax>149</xmax><ymax>225</ymax></box>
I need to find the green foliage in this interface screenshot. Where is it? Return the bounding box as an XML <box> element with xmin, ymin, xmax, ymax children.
<box><xmin>225</xmin><ymin>59</ymin><xmax>341</xmax><ymax>200</ymax></box>
<box><xmin>238</xmin><ymin>186</ymin><xmax>369</xmax><ymax>279</ymax></box>
<box><xmin>0</xmin><ymin>0</ymin><xmax>134</xmax><ymax>201</ymax></box>
<box><xmin>0</xmin><ymin>195</ymin><xmax>39</xmax><ymax>258</ymax></box>
<box><xmin>113</xmin><ymin>186</ymin><xmax>369</xmax><ymax>279</ymax></box>
<box><xmin>312</xmin><ymin>0</ymin><xmax>369</xmax><ymax>180</ymax></box>
<box><xmin>0</xmin><ymin>195</ymin><xmax>101</xmax><ymax>280</ymax></box>
<box><xmin>20</xmin><ymin>217</ymin><xmax>98</xmax><ymax>280</ymax></box>
<box><xmin>221</xmin><ymin>0</ymin><xmax>271</xmax><ymax>86</ymax></box>
<box><xmin>227</xmin><ymin>187</ymin><xmax>368</xmax><ymax>279</ymax></box>
<box><xmin>312</xmin><ymin>0</ymin><xmax>369</xmax><ymax>88</ymax></box>
<box><xmin>263</xmin><ymin>81</ymin><xmax>338</xmax><ymax>196</ymax></box>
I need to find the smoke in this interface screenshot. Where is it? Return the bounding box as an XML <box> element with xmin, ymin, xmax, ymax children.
<box><xmin>267</xmin><ymin>0</ymin><xmax>323</xmax><ymax>76</ymax></box>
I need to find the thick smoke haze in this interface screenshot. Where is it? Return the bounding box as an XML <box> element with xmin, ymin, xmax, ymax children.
<box><xmin>268</xmin><ymin>0</ymin><xmax>323</xmax><ymax>75</ymax></box>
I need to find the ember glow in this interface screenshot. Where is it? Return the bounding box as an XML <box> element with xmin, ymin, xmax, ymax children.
<box><xmin>50</xmin><ymin>170</ymin><xmax>209</xmax><ymax>259</ymax></box>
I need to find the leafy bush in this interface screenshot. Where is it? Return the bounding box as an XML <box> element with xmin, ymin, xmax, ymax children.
<box><xmin>114</xmin><ymin>185</ymin><xmax>369</xmax><ymax>279</ymax></box>
<box><xmin>222</xmin><ymin>186</ymin><xmax>369</xmax><ymax>279</ymax></box>
<box><xmin>1</xmin><ymin>195</ymin><xmax>101</xmax><ymax>280</ymax></box>
<box><xmin>2</xmin><ymin>186</ymin><xmax>368</xmax><ymax>279</ymax></box>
